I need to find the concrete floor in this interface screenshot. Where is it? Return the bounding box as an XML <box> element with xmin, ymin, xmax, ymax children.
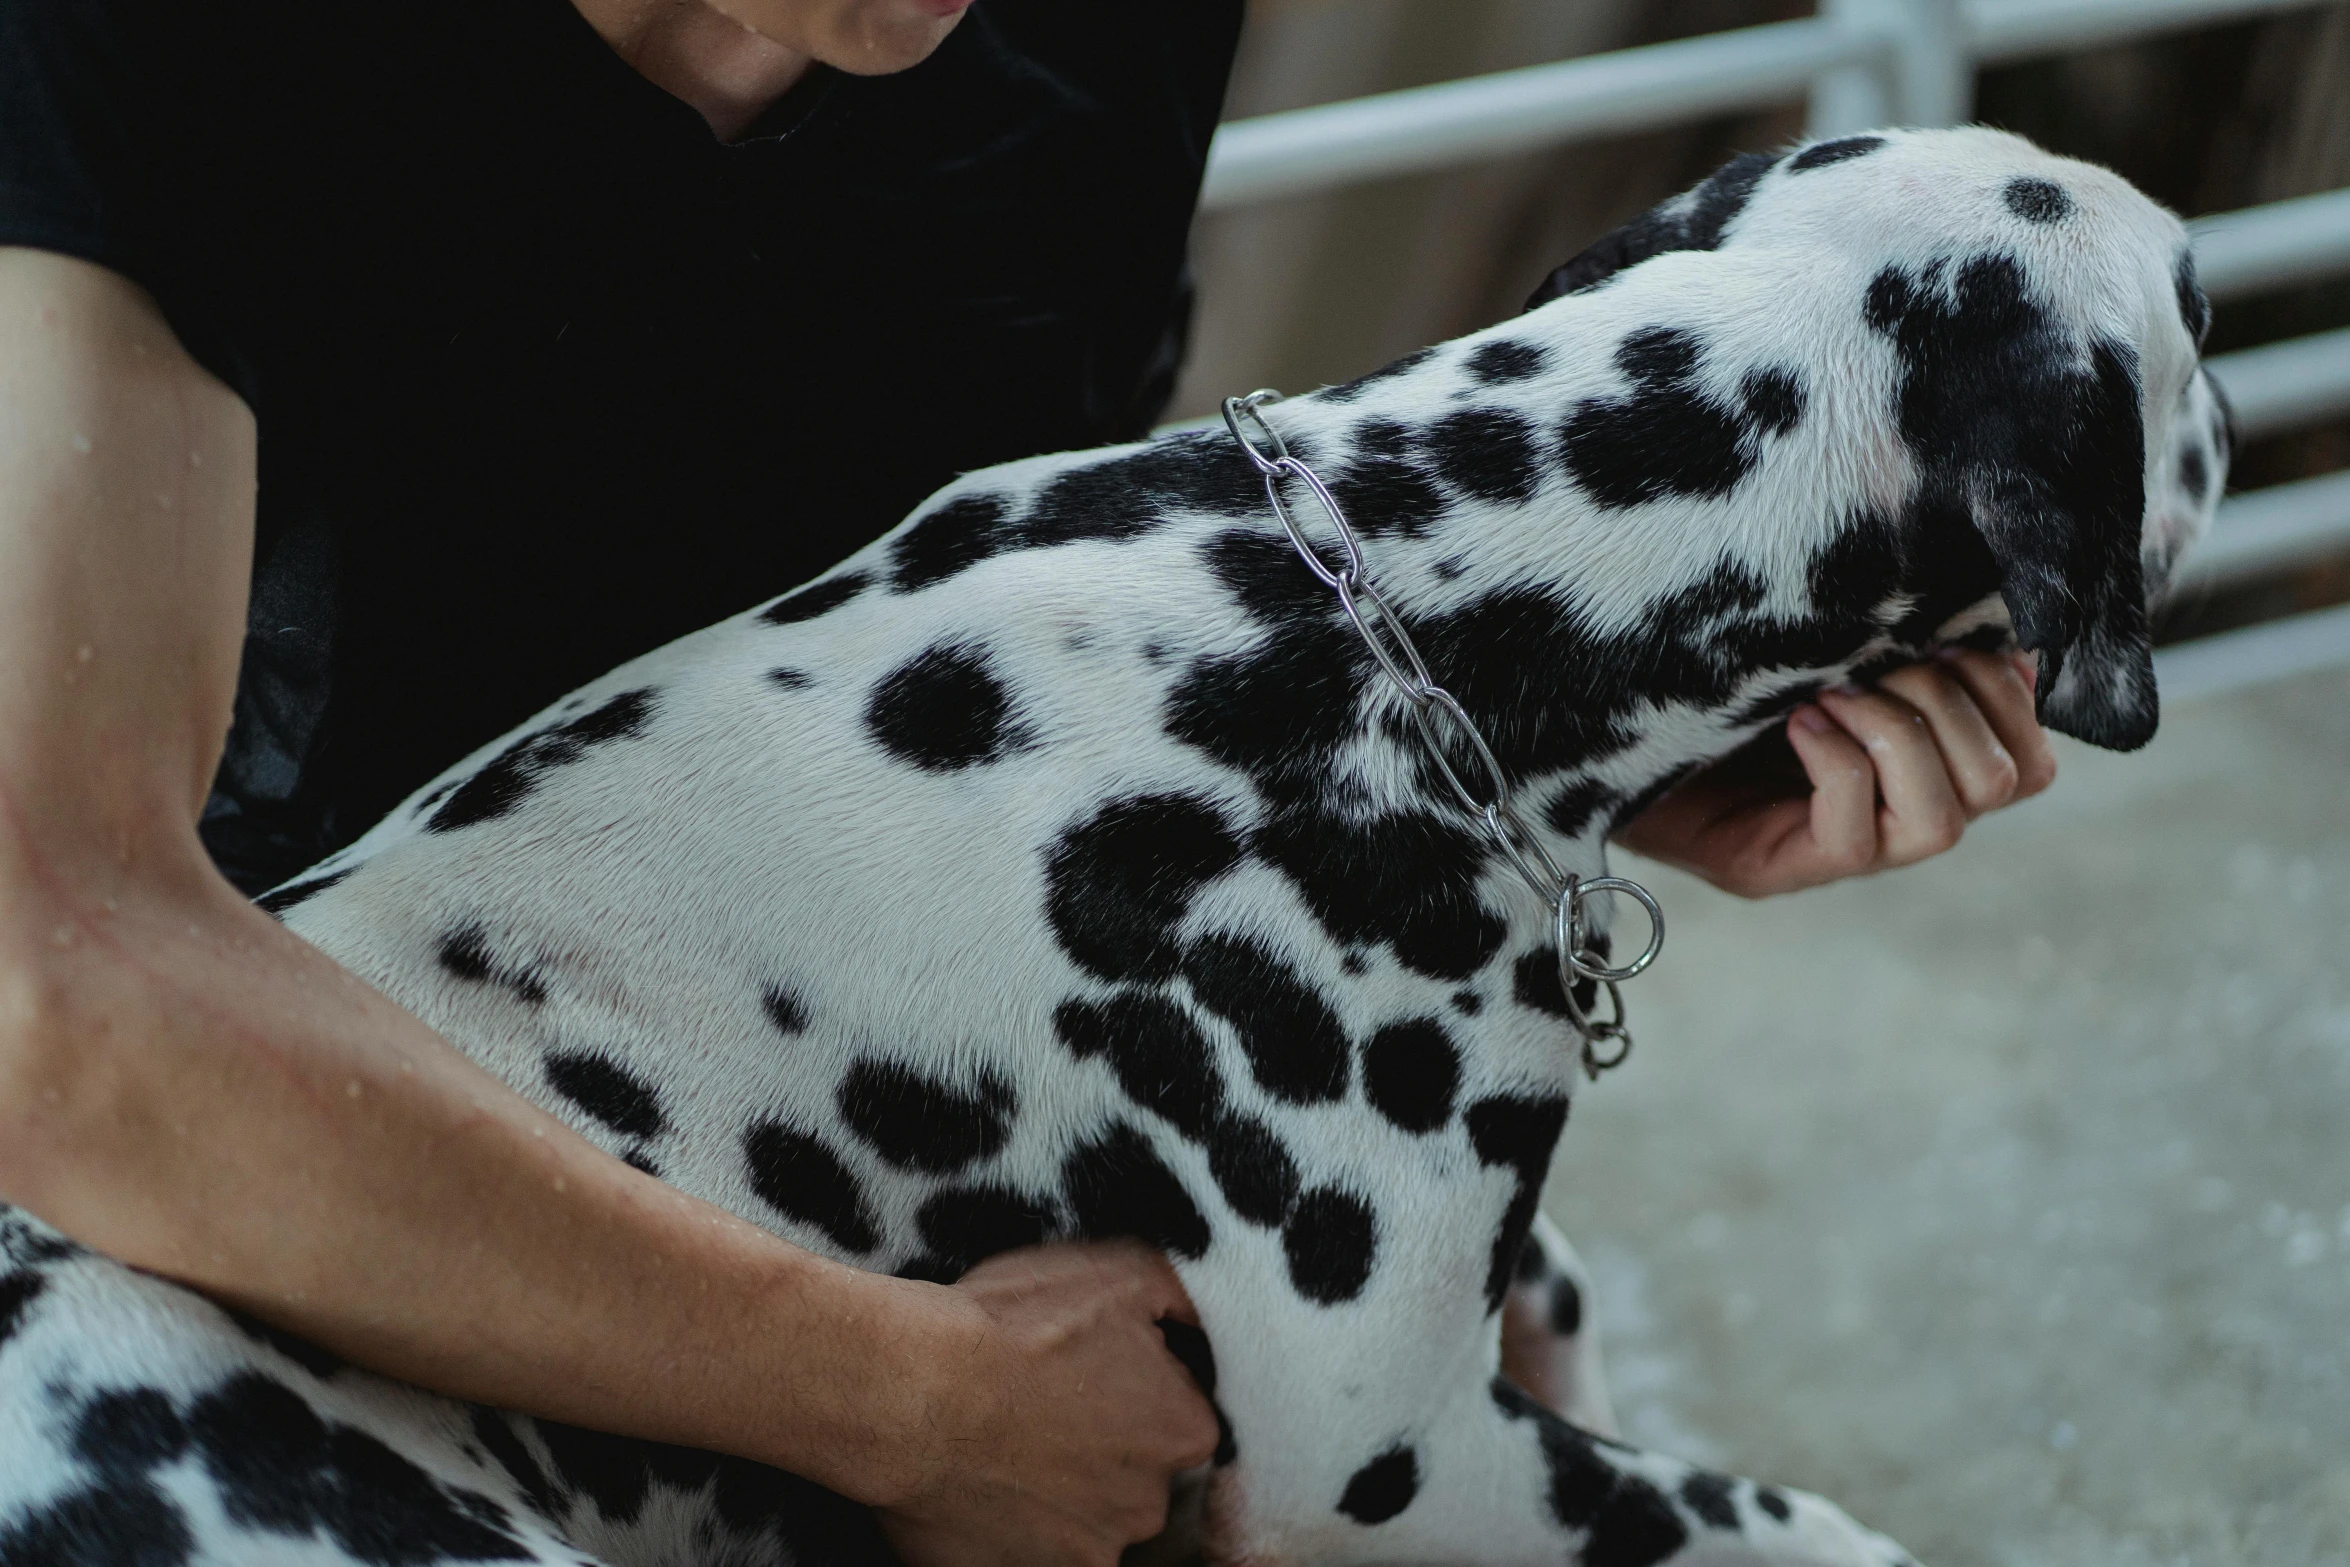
<box><xmin>1544</xmin><ymin>665</ymin><xmax>2350</xmax><ymax>1567</ymax></box>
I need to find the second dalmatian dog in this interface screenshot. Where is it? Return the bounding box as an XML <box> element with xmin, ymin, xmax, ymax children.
<box><xmin>0</xmin><ymin>127</ymin><xmax>2230</xmax><ymax>1565</ymax></box>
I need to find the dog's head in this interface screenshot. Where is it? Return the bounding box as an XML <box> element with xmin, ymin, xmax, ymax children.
<box><xmin>1528</xmin><ymin>128</ymin><xmax>2227</xmax><ymax>751</ymax></box>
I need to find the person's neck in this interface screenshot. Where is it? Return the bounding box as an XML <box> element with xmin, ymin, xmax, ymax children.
<box><xmin>571</xmin><ymin>0</ymin><xmax>813</xmax><ymax>141</ymax></box>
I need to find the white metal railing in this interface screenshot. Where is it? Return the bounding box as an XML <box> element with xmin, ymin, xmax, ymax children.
<box><xmin>1200</xmin><ymin>0</ymin><xmax>2350</xmax><ymax>694</ymax></box>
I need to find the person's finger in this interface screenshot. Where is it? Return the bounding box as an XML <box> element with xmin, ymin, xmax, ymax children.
<box><xmin>1786</xmin><ymin>703</ymin><xmax>1878</xmax><ymax>878</ymax></box>
<box><xmin>1102</xmin><ymin>1240</ymin><xmax>1200</xmax><ymax>1326</ymax></box>
<box><xmin>1938</xmin><ymin>647</ymin><xmax>2058</xmax><ymax>800</ymax></box>
<box><xmin>1875</xmin><ymin>659</ymin><xmax>2020</xmax><ymax>816</ymax></box>
<box><xmin>1814</xmin><ymin>685</ymin><xmax>1966</xmax><ymax>867</ymax></box>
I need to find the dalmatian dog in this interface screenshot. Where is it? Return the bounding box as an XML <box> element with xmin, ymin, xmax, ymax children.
<box><xmin>0</xmin><ymin>126</ymin><xmax>2229</xmax><ymax>1566</ymax></box>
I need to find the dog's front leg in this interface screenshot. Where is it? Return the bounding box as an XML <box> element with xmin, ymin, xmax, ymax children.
<box><xmin>1500</xmin><ymin>1212</ymin><xmax>1617</xmax><ymax>1437</ymax></box>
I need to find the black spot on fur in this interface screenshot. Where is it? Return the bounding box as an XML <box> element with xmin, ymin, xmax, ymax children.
<box><xmin>758</xmin><ymin>571</ymin><xmax>868</xmax><ymax>625</ymax></box>
<box><xmin>766</xmin><ymin>666</ymin><xmax>812</xmax><ymax>690</ymax></box>
<box><xmin>1426</xmin><ymin>409</ymin><xmax>1542</xmax><ymax>503</ymax></box>
<box><xmin>1550</xmin><ymin>1274</ymin><xmax>1584</xmax><ymax>1336</ymax></box>
<box><xmin>1054</xmin><ymin>993</ymin><xmax>1223</xmax><ymax>1139</ymax></box>
<box><xmin>1789</xmin><ymin>135</ymin><xmax>1885</xmax><ymax>172</ymax></box>
<box><xmin>891</xmin><ymin>495</ymin><xmax>1014</xmax><ymax>591</ymax></box>
<box><xmin>1064</xmin><ymin>1122</ymin><xmax>1211</xmax><ymax>1260</ymax></box>
<box><xmin>1352</xmin><ymin>417</ymin><xmax>1417</xmax><ymax>460</ymax></box>
<box><xmin>544</xmin><ymin>1053</ymin><xmax>667</xmax><ymax>1140</ymax></box>
<box><xmin>2175</xmin><ymin>251</ymin><xmax>2211</xmax><ymax>349</ymax></box>
<box><xmin>1453</xmin><ymin>989</ymin><xmax>1482</xmax><ymax>1016</ymax></box>
<box><xmin>866</xmin><ymin>643</ymin><xmax>1034</xmax><ymax>771</ymax></box>
<box><xmin>1338</xmin><ymin>1445</ymin><xmax>1420</xmax><ymax>1525</ymax></box>
<box><xmin>1204</xmin><ymin>1113</ymin><xmax>1302</xmax><ymax>1226</ymax></box>
<box><xmin>1183</xmin><ymin>934</ymin><xmax>1351</xmax><ymax>1103</ymax></box>
<box><xmin>742</xmin><ymin>1123</ymin><xmax>879</xmax><ymax>1252</ymax></box>
<box><xmin>1466</xmin><ymin>340</ymin><xmax>1548</xmax><ymax>384</ymax></box>
<box><xmin>75</xmin><ymin>1388</ymin><xmax>188</xmax><ymax>1473</ymax></box>
<box><xmin>621</xmin><ymin>1149</ymin><xmax>661</xmax><ymax>1178</ymax></box>
<box><xmin>1865</xmin><ymin>253</ymin><xmax>2155</xmax><ymax>748</ymax></box>
<box><xmin>1562</xmin><ymin>327</ymin><xmax>1758</xmax><ymax>508</ymax></box>
<box><xmin>428</xmin><ymin>689</ymin><xmax>657</xmax><ymax>832</ymax></box>
<box><xmin>1019</xmin><ymin>430</ymin><xmax>1267</xmax><ymax>548</ymax></box>
<box><xmin>0</xmin><ymin>1269</ymin><xmax>46</xmax><ymax>1346</ymax></box>
<box><xmin>0</xmin><ymin>1475</ymin><xmax>194</xmax><ymax>1566</ymax></box>
<box><xmin>435</xmin><ymin>923</ymin><xmax>548</xmax><ymax>1006</ymax></box>
<box><xmin>761</xmin><ymin>984</ymin><xmax>808</xmax><ymax>1035</ymax></box>
<box><xmin>2004</xmin><ymin>177</ymin><xmax>2072</xmax><ymax>223</ymax></box>
<box><xmin>1756</xmin><ymin>1486</ymin><xmax>1793</xmax><ymax>1522</ymax></box>
<box><xmin>1362</xmin><ymin>1020</ymin><xmax>1461</xmax><ymax>1135</ymax></box>
<box><xmin>2178</xmin><ymin>444</ymin><xmax>2210</xmax><ymax>505</ymax></box>
<box><xmin>1323</xmin><ymin>346</ymin><xmax>1435</xmax><ymax>402</ymax></box>
<box><xmin>222</xmin><ymin>1307</ymin><xmax>347</xmax><ymax>1379</ymax></box>
<box><xmin>837</xmin><ymin>1061</ymin><xmax>1016</xmax><ymax>1174</ymax></box>
<box><xmin>1044</xmin><ymin>794</ymin><xmax>1243</xmax><ymax>982</ymax></box>
<box><xmin>1283</xmin><ymin>1186</ymin><xmax>1377</xmax><ymax>1304</ymax></box>
<box><xmin>1741</xmin><ymin>367</ymin><xmax>1806</xmax><ymax>436</ymax></box>
<box><xmin>1468</xmin><ymin>1094</ymin><xmax>1572</xmax><ymax>1310</ymax></box>
<box><xmin>1681</xmin><ymin>1471</ymin><xmax>1742</xmax><ymax>1530</ymax></box>
<box><xmin>1527</xmin><ymin>152</ymin><xmax>1776</xmax><ymax>306</ymax></box>
<box><xmin>1492</xmin><ymin>1379</ymin><xmax>1690</xmax><ymax>1565</ymax></box>
<box><xmin>184</xmin><ymin>1373</ymin><xmax>531</xmax><ymax>1560</ymax></box>
<box><xmin>470</xmin><ymin>1409</ymin><xmax>561</xmax><ymax>1523</ymax></box>
<box><xmin>914</xmin><ymin>1185</ymin><xmax>1058</xmax><ymax>1280</ymax></box>
<box><xmin>1327</xmin><ymin>452</ymin><xmax>1448</xmax><ymax>538</ymax></box>
<box><xmin>1255</xmin><ymin>807</ymin><xmax>1503</xmax><ymax>981</ymax></box>
<box><xmin>256</xmin><ymin>868</ymin><xmax>351</xmax><ymax>916</ymax></box>
<box><xmin>1545</xmin><ymin>779</ymin><xmax>1617</xmax><ymax>839</ymax></box>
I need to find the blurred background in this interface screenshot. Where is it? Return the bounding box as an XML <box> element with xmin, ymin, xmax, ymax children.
<box><xmin>1177</xmin><ymin>4</ymin><xmax>2349</xmax><ymax>1563</ymax></box>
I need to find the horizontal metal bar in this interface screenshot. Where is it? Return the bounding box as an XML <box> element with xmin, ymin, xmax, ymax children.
<box><xmin>1200</xmin><ymin>18</ymin><xmax>1884</xmax><ymax>211</ymax></box>
<box><xmin>2203</xmin><ymin>327</ymin><xmax>2350</xmax><ymax>443</ymax></box>
<box><xmin>2169</xmin><ymin>468</ymin><xmax>2350</xmax><ymax>592</ymax></box>
<box><xmin>2190</xmin><ymin>188</ymin><xmax>2350</xmax><ymax>302</ymax></box>
<box><xmin>1967</xmin><ymin>0</ymin><xmax>2331</xmax><ymax>64</ymax></box>
<box><xmin>2155</xmin><ymin>600</ymin><xmax>2350</xmax><ymax>704</ymax></box>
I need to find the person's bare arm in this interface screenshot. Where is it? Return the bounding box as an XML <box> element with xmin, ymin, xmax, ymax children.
<box><xmin>0</xmin><ymin>247</ymin><xmax>1212</xmax><ymax>1566</ymax></box>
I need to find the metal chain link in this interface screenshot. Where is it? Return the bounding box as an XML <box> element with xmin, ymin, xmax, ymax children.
<box><xmin>1222</xmin><ymin>389</ymin><xmax>1665</xmax><ymax>1078</ymax></box>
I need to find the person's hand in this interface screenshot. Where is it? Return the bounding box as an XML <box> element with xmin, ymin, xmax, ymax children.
<box><xmin>1613</xmin><ymin>648</ymin><xmax>2057</xmax><ymax>898</ymax></box>
<box><xmin>875</xmin><ymin>1240</ymin><xmax>1220</xmax><ymax>1567</ymax></box>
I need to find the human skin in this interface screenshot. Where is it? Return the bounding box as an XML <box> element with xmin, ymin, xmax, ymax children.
<box><xmin>0</xmin><ymin>7</ymin><xmax>2058</xmax><ymax>1564</ymax></box>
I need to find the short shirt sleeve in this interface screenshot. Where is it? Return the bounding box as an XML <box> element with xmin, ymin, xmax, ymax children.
<box><xmin>0</xmin><ymin>0</ymin><xmax>250</xmax><ymax>404</ymax></box>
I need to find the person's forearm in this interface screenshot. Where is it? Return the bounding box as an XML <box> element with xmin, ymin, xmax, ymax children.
<box><xmin>0</xmin><ymin>821</ymin><xmax>954</xmax><ymax>1502</ymax></box>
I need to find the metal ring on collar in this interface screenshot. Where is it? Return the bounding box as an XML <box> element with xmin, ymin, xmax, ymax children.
<box><xmin>1562</xmin><ymin>876</ymin><xmax>1665</xmax><ymax>983</ymax></box>
<box><xmin>1222</xmin><ymin>391</ymin><xmax>1290</xmax><ymax>474</ymax></box>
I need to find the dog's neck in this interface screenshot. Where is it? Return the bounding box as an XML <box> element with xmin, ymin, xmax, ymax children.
<box><xmin>1246</xmin><ymin>353</ymin><xmax>1969</xmax><ymax>879</ymax></box>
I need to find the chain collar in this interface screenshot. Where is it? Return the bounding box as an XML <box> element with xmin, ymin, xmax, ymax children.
<box><xmin>1221</xmin><ymin>390</ymin><xmax>1665</xmax><ymax>1078</ymax></box>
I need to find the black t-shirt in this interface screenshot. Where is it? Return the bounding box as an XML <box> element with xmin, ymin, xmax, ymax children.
<box><xmin>0</xmin><ymin>0</ymin><xmax>1240</xmax><ymax>892</ymax></box>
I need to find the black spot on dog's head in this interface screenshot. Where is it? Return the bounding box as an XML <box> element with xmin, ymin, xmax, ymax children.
<box><xmin>255</xmin><ymin>868</ymin><xmax>351</xmax><ymax>917</ymax></box>
<box><xmin>1182</xmin><ymin>934</ymin><xmax>1350</xmax><ymax>1104</ymax></box>
<box><xmin>1527</xmin><ymin>151</ymin><xmax>1778</xmax><ymax>307</ymax></box>
<box><xmin>1741</xmin><ymin>367</ymin><xmax>1806</xmax><ymax>436</ymax></box>
<box><xmin>428</xmin><ymin>688</ymin><xmax>657</xmax><ymax>833</ymax></box>
<box><xmin>1466</xmin><ymin>340</ymin><xmax>1549</xmax><ymax>384</ymax></box>
<box><xmin>913</xmin><ymin>1185</ymin><xmax>1059</xmax><ymax>1281</ymax></box>
<box><xmin>1425</xmin><ymin>409</ymin><xmax>1542</xmax><ymax>504</ymax></box>
<box><xmin>1338</xmin><ymin>1445</ymin><xmax>1420</xmax><ymax>1525</ymax></box>
<box><xmin>892</xmin><ymin>495</ymin><xmax>1014</xmax><ymax>592</ymax></box>
<box><xmin>1064</xmin><ymin>1122</ymin><xmax>1212</xmax><ymax>1260</ymax></box>
<box><xmin>0</xmin><ymin>1270</ymin><xmax>48</xmax><ymax>1347</ymax></box>
<box><xmin>1866</xmin><ymin>254</ymin><xmax>2160</xmax><ymax>749</ymax></box>
<box><xmin>1363</xmin><ymin>1020</ymin><xmax>1461</xmax><ymax>1135</ymax></box>
<box><xmin>837</xmin><ymin>1060</ymin><xmax>1016</xmax><ymax>1174</ymax></box>
<box><xmin>742</xmin><ymin>1122</ymin><xmax>879</xmax><ymax>1253</ymax></box>
<box><xmin>544</xmin><ymin>1052</ymin><xmax>667</xmax><ymax>1141</ymax></box>
<box><xmin>1788</xmin><ymin>134</ymin><xmax>1886</xmax><ymax>173</ymax></box>
<box><xmin>759</xmin><ymin>571</ymin><xmax>868</xmax><ymax>626</ymax></box>
<box><xmin>1054</xmin><ymin>993</ymin><xmax>1224</xmax><ymax>1139</ymax></box>
<box><xmin>2004</xmin><ymin>177</ymin><xmax>2073</xmax><ymax>224</ymax></box>
<box><xmin>1044</xmin><ymin>794</ymin><xmax>1243</xmax><ymax>982</ymax></box>
<box><xmin>1284</xmin><ymin>1186</ymin><xmax>1377</xmax><ymax>1304</ymax></box>
<box><xmin>867</xmin><ymin>643</ymin><xmax>1035</xmax><ymax>771</ymax></box>
<box><xmin>1204</xmin><ymin>1113</ymin><xmax>1301</xmax><ymax>1227</ymax></box>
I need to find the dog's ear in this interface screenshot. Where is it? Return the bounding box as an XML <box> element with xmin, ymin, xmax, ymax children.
<box><xmin>1526</xmin><ymin>152</ymin><xmax>1779</xmax><ymax>309</ymax></box>
<box><xmin>1868</xmin><ymin>256</ymin><xmax>2158</xmax><ymax>750</ymax></box>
